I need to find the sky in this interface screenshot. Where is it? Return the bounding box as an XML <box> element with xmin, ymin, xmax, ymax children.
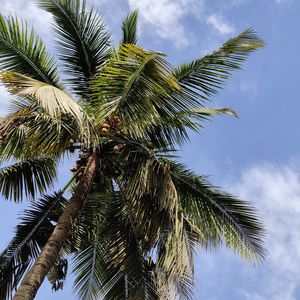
<box><xmin>0</xmin><ymin>0</ymin><xmax>300</xmax><ymax>299</ymax></box>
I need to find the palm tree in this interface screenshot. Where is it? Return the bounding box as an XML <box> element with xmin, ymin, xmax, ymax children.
<box><xmin>0</xmin><ymin>1</ymin><xmax>265</xmax><ymax>299</ymax></box>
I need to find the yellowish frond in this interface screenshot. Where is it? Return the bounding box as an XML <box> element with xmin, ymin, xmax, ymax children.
<box><xmin>0</xmin><ymin>71</ymin><xmax>84</xmax><ymax>121</ymax></box>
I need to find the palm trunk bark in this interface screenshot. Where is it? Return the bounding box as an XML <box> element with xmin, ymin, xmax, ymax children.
<box><xmin>13</xmin><ymin>152</ymin><xmax>99</xmax><ymax>300</ymax></box>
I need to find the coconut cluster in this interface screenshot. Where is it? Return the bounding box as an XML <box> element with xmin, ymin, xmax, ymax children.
<box><xmin>100</xmin><ymin>115</ymin><xmax>121</xmax><ymax>134</ymax></box>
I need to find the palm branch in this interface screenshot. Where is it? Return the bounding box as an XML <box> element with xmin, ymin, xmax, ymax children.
<box><xmin>0</xmin><ymin>157</ymin><xmax>57</xmax><ymax>202</ymax></box>
<box><xmin>121</xmin><ymin>10</ymin><xmax>138</xmax><ymax>45</ymax></box>
<box><xmin>0</xmin><ymin>72</ymin><xmax>86</xmax><ymax>122</ymax></box>
<box><xmin>90</xmin><ymin>44</ymin><xmax>180</xmax><ymax>134</ymax></box>
<box><xmin>167</xmin><ymin>160</ymin><xmax>265</xmax><ymax>261</ymax></box>
<box><xmin>0</xmin><ymin>14</ymin><xmax>61</xmax><ymax>87</ymax></box>
<box><xmin>38</xmin><ymin>0</ymin><xmax>111</xmax><ymax>96</ymax></box>
<box><xmin>0</xmin><ymin>193</ymin><xmax>67</xmax><ymax>299</ymax></box>
<box><xmin>173</xmin><ymin>29</ymin><xmax>264</xmax><ymax>102</ymax></box>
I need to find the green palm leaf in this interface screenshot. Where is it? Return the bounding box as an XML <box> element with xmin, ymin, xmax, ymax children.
<box><xmin>121</xmin><ymin>10</ymin><xmax>138</xmax><ymax>44</ymax></box>
<box><xmin>0</xmin><ymin>156</ymin><xmax>57</xmax><ymax>202</ymax></box>
<box><xmin>101</xmin><ymin>192</ymin><xmax>158</xmax><ymax>300</ymax></box>
<box><xmin>38</xmin><ymin>0</ymin><xmax>111</xmax><ymax>96</ymax></box>
<box><xmin>0</xmin><ymin>193</ymin><xmax>67</xmax><ymax>299</ymax></box>
<box><xmin>90</xmin><ymin>44</ymin><xmax>182</xmax><ymax>139</ymax></box>
<box><xmin>72</xmin><ymin>226</ymin><xmax>107</xmax><ymax>300</ymax></box>
<box><xmin>0</xmin><ymin>95</ymin><xmax>97</xmax><ymax>160</ymax></box>
<box><xmin>0</xmin><ymin>108</ymin><xmax>72</xmax><ymax>159</ymax></box>
<box><xmin>181</xmin><ymin>107</ymin><xmax>238</xmax><ymax>119</ymax></box>
<box><xmin>0</xmin><ymin>109</ymin><xmax>29</xmax><ymax>160</ymax></box>
<box><xmin>0</xmin><ymin>14</ymin><xmax>61</xmax><ymax>87</ymax></box>
<box><xmin>173</xmin><ymin>29</ymin><xmax>264</xmax><ymax>102</ymax></box>
<box><xmin>140</xmin><ymin>107</ymin><xmax>238</xmax><ymax>149</ymax></box>
<box><xmin>71</xmin><ymin>187</ymin><xmax>159</xmax><ymax>300</ymax></box>
<box><xmin>156</xmin><ymin>218</ymin><xmax>195</xmax><ymax>300</ymax></box>
<box><xmin>112</xmin><ymin>145</ymin><xmax>197</xmax><ymax>299</ymax></box>
<box><xmin>66</xmin><ymin>183</ymin><xmax>111</xmax><ymax>299</ymax></box>
<box><xmin>47</xmin><ymin>256</ymin><xmax>69</xmax><ymax>292</ymax></box>
<box><xmin>167</xmin><ymin>160</ymin><xmax>265</xmax><ymax>261</ymax></box>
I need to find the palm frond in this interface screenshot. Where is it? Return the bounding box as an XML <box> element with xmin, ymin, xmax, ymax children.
<box><xmin>64</xmin><ymin>179</ymin><xmax>113</xmax><ymax>252</ymax></box>
<box><xmin>0</xmin><ymin>14</ymin><xmax>61</xmax><ymax>87</ymax></box>
<box><xmin>119</xmin><ymin>149</ymin><xmax>194</xmax><ymax>298</ymax></box>
<box><xmin>173</xmin><ymin>29</ymin><xmax>264</xmax><ymax>102</ymax></box>
<box><xmin>0</xmin><ymin>156</ymin><xmax>57</xmax><ymax>202</ymax></box>
<box><xmin>101</xmin><ymin>192</ymin><xmax>158</xmax><ymax>300</ymax></box>
<box><xmin>156</xmin><ymin>218</ymin><xmax>195</xmax><ymax>300</ymax></box>
<box><xmin>121</xmin><ymin>10</ymin><xmax>138</xmax><ymax>44</ymax></box>
<box><xmin>110</xmin><ymin>141</ymin><xmax>262</xmax><ymax>296</ymax></box>
<box><xmin>0</xmin><ymin>105</ymin><xmax>80</xmax><ymax>159</ymax></box>
<box><xmin>0</xmin><ymin>71</ymin><xmax>86</xmax><ymax>123</ymax></box>
<box><xmin>38</xmin><ymin>0</ymin><xmax>111</xmax><ymax>96</ymax></box>
<box><xmin>181</xmin><ymin>107</ymin><xmax>238</xmax><ymax>119</ymax></box>
<box><xmin>0</xmin><ymin>73</ymin><xmax>98</xmax><ymax>151</ymax></box>
<box><xmin>111</xmin><ymin>145</ymin><xmax>196</xmax><ymax>299</ymax></box>
<box><xmin>71</xmin><ymin>186</ymin><xmax>159</xmax><ymax>300</ymax></box>
<box><xmin>167</xmin><ymin>160</ymin><xmax>265</xmax><ymax>261</ymax></box>
<box><xmin>90</xmin><ymin>42</ymin><xmax>242</xmax><ymax>148</ymax></box>
<box><xmin>0</xmin><ymin>108</ymin><xmax>29</xmax><ymax>160</ymax></box>
<box><xmin>64</xmin><ymin>183</ymin><xmax>111</xmax><ymax>299</ymax></box>
<box><xmin>72</xmin><ymin>225</ymin><xmax>107</xmax><ymax>300</ymax></box>
<box><xmin>90</xmin><ymin>44</ymin><xmax>180</xmax><ymax>136</ymax></box>
<box><xmin>0</xmin><ymin>193</ymin><xmax>67</xmax><ymax>299</ymax></box>
<box><xmin>139</xmin><ymin>107</ymin><xmax>237</xmax><ymax>149</ymax></box>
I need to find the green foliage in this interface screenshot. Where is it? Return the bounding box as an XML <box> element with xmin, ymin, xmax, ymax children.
<box><xmin>0</xmin><ymin>3</ymin><xmax>265</xmax><ymax>300</ymax></box>
<box><xmin>121</xmin><ymin>10</ymin><xmax>138</xmax><ymax>44</ymax></box>
<box><xmin>0</xmin><ymin>157</ymin><xmax>57</xmax><ymax>202</ymax></box>
<box><xmin>0</xmin><ymin>193</ymin><xmax>67</xmax><ymax>299</ymax></box>
<box><xmin>0</xmin><ymin>14</ymin><xmax>61</xmax><ymax>87</ymax></box>
<box><xmin>71</xmin><ymin>188</ymin><xmax>159</xmax><ymax>300</ymax></box>
<box><xmin>48</xmin><ymin>257</ymin><xmax>69</xmax><ymax>292</ymax></box>
<box><xmin>38</xmin><ymin>0</ymin><xmax>111</xmax><ymax>96</ymax></box>
<box><xmin>0</xmin><ymin>96</ymin><xmax>95</xmax><ymax>160</ymax></box>
<box><xmin>173</xmin><ymin>29</ymin><xmax>264</xmax><ymax>102</ymax></box>
<box><xmin>90</xmin><ymin>44</ymin><xmax>180</xmax><ymax>133</ymax></box>
<box><xmin>168</xmin><ymin>160</ymin><xmax>265</xmax><ymax>261</ymax></box>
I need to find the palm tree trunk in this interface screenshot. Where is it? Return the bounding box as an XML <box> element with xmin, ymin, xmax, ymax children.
<box><xmin>13</xmin><ymin>152</ymin><xmax>99</xmax><ymax>300</ymax></box>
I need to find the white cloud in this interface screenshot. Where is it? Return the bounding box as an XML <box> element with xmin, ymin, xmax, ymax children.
<box><xmin>240</xmin><ymin>81</ymin><xmax>258</xmax><ymax>99</ymax></box>
<box><xmin>195</xmin><ymin>162</ymin><xmax>300</xmax><ymax>299</ymax></box>
<box><xmin>206</xmin><ymin>14</ymin><xmax>235</xmax><ymax>35</ymax></box>
<box><xmin>230</xmin><ymin>163</ymin><xmax>300</xmax><ymax>300</ymax></box>
<box><xmin>0</xmin><ymin>1</ymin><xmax>53</xmax><ymax>40</ymax></box>
<box><xmin>127</xmin><ymin>0</ymin><xmax>205</xmax><ymax>47</ymax></box>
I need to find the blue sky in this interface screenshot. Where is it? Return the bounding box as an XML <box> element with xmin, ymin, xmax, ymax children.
<box><xmin>0</xmin><ymin>0</ymin><xmax>299</xmax><ymax>299</ymax></box>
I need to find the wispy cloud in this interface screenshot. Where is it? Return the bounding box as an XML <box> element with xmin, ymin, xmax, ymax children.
<box><xmin>230</xmin><ymin>0</ymin><xmax>250</xmax><ymax>6</ymax></box>
<box><xmin>195</xmin><ymin>161</ymin><xmax>300</xmax><ymax>299</ymax></box>
<box><xmin>206</xmin><ymin>14</ymin><xmax>235</xmax><ymax>35</ymax></box>
<box><xmin>0</xmin><ymin>0</ymin><xmax>53</xmax><ymax>40</ymax></box>
<box><xmin>274</xmin><ymin>0</ymin><xmax>294</xmax><ymax>4</ymax></box>
<box><xmin>232</xmin><ymin>163</ymin><xmax>300</xmax><ymax>300</ymax></box>
<box><xmin>127</xmin><ymin>0</ymin><xmax>205</xmax><ymax>47</ymax></box>
<box><xmin>239</xmin><ymin>81</ymin><xmax>258</xmax><ymax>99</ymax></box>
